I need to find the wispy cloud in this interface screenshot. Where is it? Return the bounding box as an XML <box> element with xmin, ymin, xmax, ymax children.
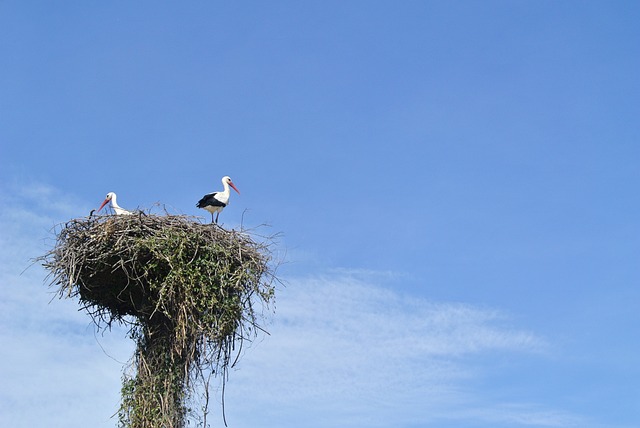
<box><xmin>221</xmin><ymin>273</ymin><xmax>579</xmax><ymax>428</ymax></box>
<box><xmin>468</xmin><ymin>404</ymin><xmax>587</xmax><ymax>427</ymax></box>
<box><xmin>0</xmin><ymin>181</ymin><xmax>133</xmax><ymax>428</ymax></box>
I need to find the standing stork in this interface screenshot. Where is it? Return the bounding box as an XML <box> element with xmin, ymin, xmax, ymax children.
<box><xmin>97</xmin><ymin>192</ymin><xmax>133</xmax><ymax>215</ymax></box>
<box><xmin>196</xmin><ymin>176</ymin><xmax>240</xmax><ymax>223</ymax></box>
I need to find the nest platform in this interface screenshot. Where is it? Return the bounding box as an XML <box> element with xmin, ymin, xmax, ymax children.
<box><xmin>43</xmin><ymin>213</ymin><xmax>274</xmax><ymax>332</ymax></box>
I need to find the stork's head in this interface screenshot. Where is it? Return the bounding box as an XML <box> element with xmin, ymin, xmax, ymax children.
<box><xmin>97</xmin><ymin>192</ymin><xmax>116</xmax><ymax>212</ymax></box>
<box><xmin>222</xmin><ymin>176</ymin><xmax>240</xmax><ymax>194</ymax></box>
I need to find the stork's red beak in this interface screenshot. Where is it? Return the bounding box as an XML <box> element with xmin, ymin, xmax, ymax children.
<box><xmin>229</xmin><ymin>182</ymin><xmax>240</xmax><ymax>194</ymax></box>
<box><xmin>97</xmin><ymin>198</ymin><xmax>109</xmax><ymax>212</ymax></box>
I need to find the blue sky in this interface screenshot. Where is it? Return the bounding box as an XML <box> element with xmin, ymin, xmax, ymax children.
<box><xmin>1</xmin><ymin>1</ymin><xmax>639</xmax><ymax>427</ymax></box>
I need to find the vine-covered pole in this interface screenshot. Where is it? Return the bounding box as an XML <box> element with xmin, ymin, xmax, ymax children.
<box><xmin>40</xmin><ymin>214</ymin><xmax>278</xmax><ymax>428</ymax></box>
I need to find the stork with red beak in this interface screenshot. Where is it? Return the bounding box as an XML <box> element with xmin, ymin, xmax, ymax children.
<box><xmin>97</xmin><ymin>192</ymin><xmax>133</xmax><ymax>215</ymax></box>
<box><xmin>196</xmin><ymin>176</ymin><xmax>240</xmax><ymax>223</ymax></box>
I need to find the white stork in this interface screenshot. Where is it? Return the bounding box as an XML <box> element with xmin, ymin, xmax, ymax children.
<box><xmin>97</xmin><ymin>192</ymin><xmax>133</xmax><ymax>215</ymax></box>
<box><xmin>196</xmin><ymin>176</ymin><xmax>240</xmax><ymax>223</ymax></box>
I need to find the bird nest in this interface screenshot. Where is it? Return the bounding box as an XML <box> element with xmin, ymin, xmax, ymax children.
<box><xmin>40</xmin><ymin>213</ymin><xmax>278</xmax><ymax>427</ymax></box>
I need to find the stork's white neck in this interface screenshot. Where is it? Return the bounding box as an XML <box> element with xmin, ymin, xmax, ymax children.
<box><xmin>111</xmin><ymin>195</ymin><xmax>132</xmax><ymax>215</ymax></box>
<box><xmin>220</xmin><ymin>180</ymin><xmax>231</xmax><ymax>197</ymax></box>
<box><xmin>110</xmin><ymin>193</ymin><xmax>120</xmax><ymax>209</ymax></box>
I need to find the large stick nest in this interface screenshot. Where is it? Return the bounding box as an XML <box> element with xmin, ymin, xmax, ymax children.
<box><xmin>41</xmin><ymin>213</ymin><xmax>276</xmax><ymax>364</ymax></box>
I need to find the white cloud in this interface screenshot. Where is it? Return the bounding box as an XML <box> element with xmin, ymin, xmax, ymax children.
<box><xmin>0</xmin><ymin>181</ymin><xmax>133</xmax><ymax>428</ymax></box>
<box><xmin>465</xmin><ymin>403</ymin><xmax>589</xmax><ymax>428</ymax></box>
<box><xmin>219</xmin><ymin>273</ymin><xmax>575</xmax><ymax>428</ymax></box>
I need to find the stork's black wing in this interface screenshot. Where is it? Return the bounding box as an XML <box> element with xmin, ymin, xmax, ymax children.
<box><xmin>196</xmin><ymin>192</ymin><xmax>227</xmax><ymax>208</ymax></box>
